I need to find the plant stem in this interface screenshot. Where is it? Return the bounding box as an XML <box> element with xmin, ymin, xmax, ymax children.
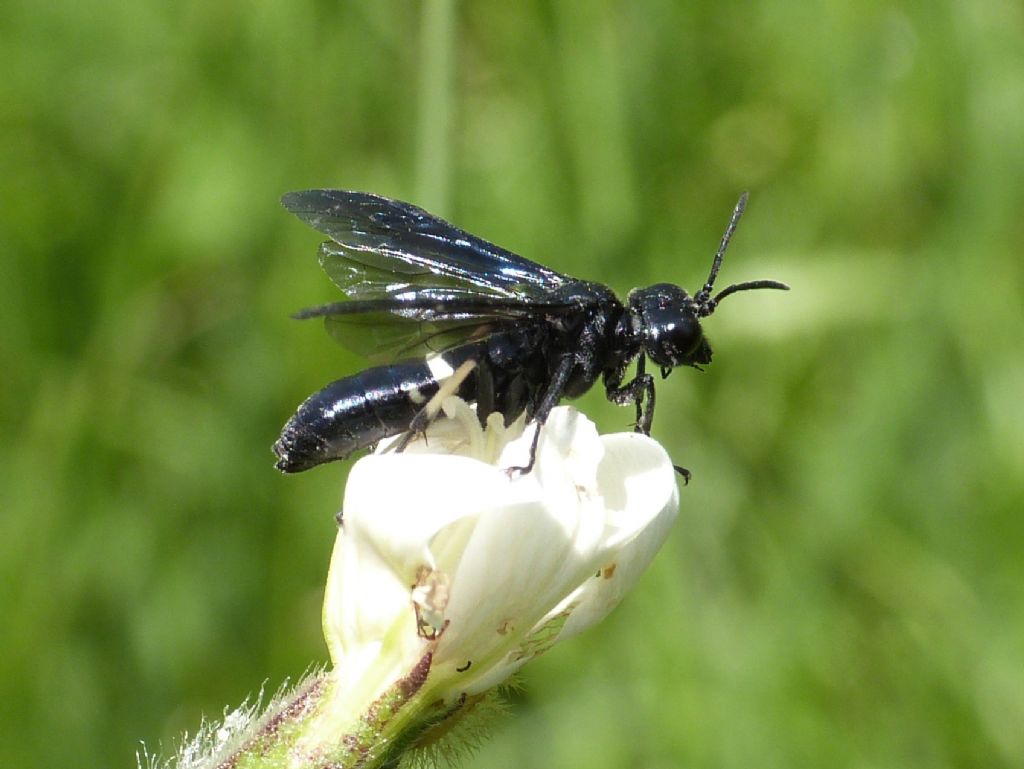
<box><xmin>415</xmin><ymin>0</ymin><xmax>456</xmax><ymax>214</ymax></box>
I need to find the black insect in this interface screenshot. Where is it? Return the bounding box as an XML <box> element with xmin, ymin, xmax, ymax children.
<box><xmin>274</xmin><ymin>190</ymin><xmax>787</xmax><ymax>476</ymax></box>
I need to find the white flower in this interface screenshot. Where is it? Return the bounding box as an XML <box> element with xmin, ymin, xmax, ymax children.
<box><xmin>320</xmin><ymin>398</ymin><xmax>679</xmax><ymax>724</ymax></box>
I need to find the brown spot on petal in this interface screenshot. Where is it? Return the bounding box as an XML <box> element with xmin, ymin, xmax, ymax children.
<box><xmin>601</xmin><ymin>564</ymin><xmax>617</xmax><ymax>579</ymax></box>
<box><xmin>412</xmin><ymin>565</ymin><xmax>450</xmax><ymax>639</ymax></box>
<box><xmin>496</xmin><ymin>619</ymin><xmax>514</xmax><ymax>635</ymax></box>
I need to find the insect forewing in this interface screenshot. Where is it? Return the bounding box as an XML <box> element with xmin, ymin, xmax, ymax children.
<box><xmin>282</xmin><ymin>189</ymin><xmax>568</xmax><ymax>300</ymax></box>
<box><xmin>283</xmin><ymin>189</ymin><xmax>579</xmax><ymax>363</ymax></box>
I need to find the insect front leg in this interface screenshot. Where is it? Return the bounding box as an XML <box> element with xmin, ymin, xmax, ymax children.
<box><xmin>603</xmin><ymin>358</ymin><xmax>689</xmax><ymax>483</ymax></box>
<box><xmin>604</xmin><ymin>354</ymin><xmax>656</xmax><ymax>434</ymax></box>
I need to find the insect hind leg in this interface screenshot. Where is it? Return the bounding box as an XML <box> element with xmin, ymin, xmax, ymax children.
<box><xmin>394</xmin><ymin>357</ymin><xmax>479</xmax><ymax>453</ymax></box>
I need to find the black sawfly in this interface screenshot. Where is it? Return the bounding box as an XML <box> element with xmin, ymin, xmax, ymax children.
<box><xmin>274</xmin><ymin>190</ymin><xmax>788</xmax><ymax>477</ymax></box>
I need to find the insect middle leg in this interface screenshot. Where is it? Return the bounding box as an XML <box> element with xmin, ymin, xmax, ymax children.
<box><xmin>506</xmin><ymin>353</ymin><xmax>575</xmax><ymax>476</ymax></box>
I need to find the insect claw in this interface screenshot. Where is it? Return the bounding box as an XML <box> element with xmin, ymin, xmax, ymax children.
<box><xmin>394</xmin><ymin>431</ymin><xmax>416</xmax><ymax>453</ymax></box>
<box><xmin>672</xmin><ymin>465</ymin><xmax>692</xmax><ymax>485</ymax></box>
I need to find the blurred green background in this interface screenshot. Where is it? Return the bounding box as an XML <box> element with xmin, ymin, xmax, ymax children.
<box><xmin>2</xmin><ymin>0</ymin><xmax>1022</xmax><ymax>767</ymax></box>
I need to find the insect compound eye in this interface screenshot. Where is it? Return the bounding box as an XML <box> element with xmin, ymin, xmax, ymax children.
<box><xmin>631</xmin><ymin>283</ymin><xmax>708</xmax><ymax>369</ymax></box>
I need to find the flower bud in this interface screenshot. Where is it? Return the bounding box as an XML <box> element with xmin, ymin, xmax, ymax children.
<box><xmin>316</xmin><ymin>400</ymin><xmax>679</xmax><ymax>750</ymax></box>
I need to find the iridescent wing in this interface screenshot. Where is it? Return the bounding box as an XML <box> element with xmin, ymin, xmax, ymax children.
<box><xmin>282</xmin><ymin>190</ymin><xmax>578</xmax><ymax>362</ymax></box>
<box><xmin>282</xmin><ymin>189</ymin><xmax>570</xmax><ymax>302</ymax></box>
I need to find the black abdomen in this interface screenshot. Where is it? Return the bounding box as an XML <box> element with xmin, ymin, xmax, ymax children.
<box><xmin>274</xmin><ymin>361</ymin><xmax>444</xmax><ymax>472</ymax></box>
<box><xmin>274</xmin><ymin>330</ymin><xmax>547</xmax><ymax>473</ymax></box>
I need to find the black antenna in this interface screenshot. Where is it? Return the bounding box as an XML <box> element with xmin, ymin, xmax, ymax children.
<box><xmin>694</xmin><ymin>192</ymin><xmax>748</xmax><ymax>307</ymax></box>
<box><xmin>710</xmin><ymin>279</ymin><xmax>789</xmax><ymax>308</ymax></box>
<box><xmin>695</xmin><ymin>192</ymin><xmax>789</xmax><ymax>318</ymax></box>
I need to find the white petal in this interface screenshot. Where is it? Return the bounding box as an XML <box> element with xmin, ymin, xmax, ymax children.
<box><xmin>323</xmin><ymin>524</ymin><xmax>410</xmax><ymax>662</ymax></box>
<box><xmin>322</xmin><ymin>402</ymin><xmax>680</xmax><ymax>706</ymax></box>
<box><xmin>325</xmin><ymin>454</ymin><xmax>522</xmax><ymax>665</ymax></box>
<box><xmin>433</xmin><ymin>410</ymin><xmax>613</xmax><ymax>686</ymax></box>
<box><xmin>555</xmin><ymin>430</ymin><xmax>679</xmax><ymax>642</ymax></box>
<box><xmin>343</xmin><ymin>454</ymin><xmax>534</xmax><ymax>579</ymax></box>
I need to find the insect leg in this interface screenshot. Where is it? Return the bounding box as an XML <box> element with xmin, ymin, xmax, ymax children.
<box><xmin>604</xmin><ymin>354</ymin><xmax>656</xmax><ymax>434</ymax></box>
<box><xmin>635</xmin><ymin>355</ymin><xmax>656</xmax><ymax>433</ymax></box>
<box><xmin>506</xmin><ymin>354</ymin><xmax>575</xmax><ymax>475</ymax></box>
<box><xmin>395</xmin><ymin>358</ymin><xmax>478</xmax><ymax>452</ymax></box>
<box><xmin>603</xmin><ymin>358</ymin><xmax>688</xmax><ymax>482</ymax></box>
<box><xmin>475</xmin><ymin>356</ymin><xmax>497</xmax><ymax>427</ymax></box>
<box><xmin>673</xmin><ymin>465</ymin><xmax>692</xmax><ymax>485</ymax></box>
